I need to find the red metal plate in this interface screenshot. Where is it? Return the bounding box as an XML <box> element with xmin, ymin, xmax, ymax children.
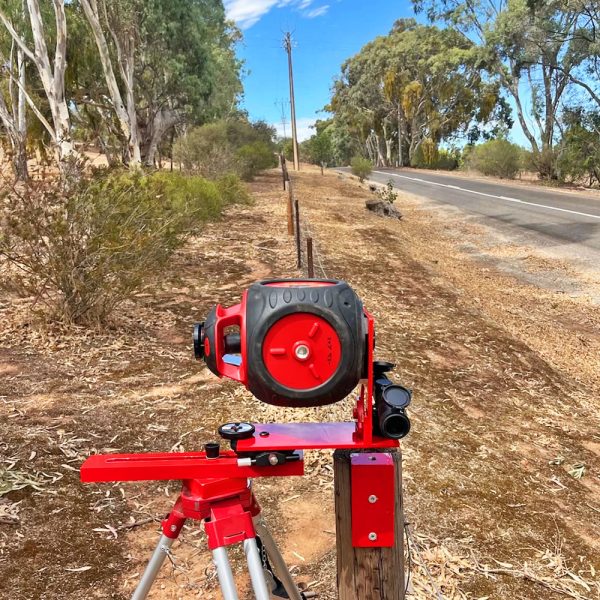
<box><xmin>233</xmin><ymin>422</ymin><xmax>398</xmax><ymax>452</ymax></box>
<box><xmin>80</xmin><ymin>450</ymin><xmax>304</xmax><ymax>483</ymax></box>
<box><xmin>351</xmin><ymin>452</ymin><xmax>396</xmax><ymax>547</ymax></box>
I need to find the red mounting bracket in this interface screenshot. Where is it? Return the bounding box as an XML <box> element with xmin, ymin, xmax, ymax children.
<box><xmin>350</xmin><ymin>452</ymin><xmax>396</xmax><ymax>547</ymax></box>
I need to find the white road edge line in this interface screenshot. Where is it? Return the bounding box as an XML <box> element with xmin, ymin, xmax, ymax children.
<box><xmin>373</xmin><ymin>171</ymin><xmax>600</xmax><ymax>221</ymax></box>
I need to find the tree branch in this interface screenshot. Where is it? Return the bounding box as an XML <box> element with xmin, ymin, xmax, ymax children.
<box><xmin>0</xmin><ymin>8</ymin><xmax>37</xmax><ymax>65</ymax></box>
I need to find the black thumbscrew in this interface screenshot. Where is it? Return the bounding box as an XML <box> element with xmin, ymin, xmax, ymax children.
<box><xmin>205</xmin><ymin>442</ymin><xmax>220</xmax><ymax>459</ymax></box>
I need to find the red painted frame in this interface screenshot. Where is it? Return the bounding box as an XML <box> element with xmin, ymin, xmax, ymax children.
<box><xmin>81</xmin><ymin>450</ymin><xmax>304</xmax><ymax>483</ymax></box>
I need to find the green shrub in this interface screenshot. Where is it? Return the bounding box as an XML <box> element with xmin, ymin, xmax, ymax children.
<box><xmin>409</xmin><ymin>139</ymin><xmax>460</xmax><ymax>170</ymax></box>
<box><xmin>557</xmin><ymin>126</ymin><xmax>600</xmax><ymax>185</ymax></box>
<box><xmin>351</xmin><ymin>156</ymin><xmax>372</xmax><ymax>182</ymax></box>
<box><xmin>173</xmin><ymin>122</ymin><xmax>236</xmax><ymax>179</ymax></box>
<box><xmin>215</xmin><ymin>173</ymin><xmax>252</xmax><ymax>205</ymax></box>
<box><xmin>236</xmin><ymin>141</ymin><xmax>277</xmax><ymax>181</ymax></box>
<box><xmin>466</xmin><ymin>139</ymin><xmax>522</xmax><ymax>179</ymax></box>
<box><xmin>0</xmin><ymin>171</ymin><xmax>233</xmax><ymax>325</ymax></box>
<box><xmin>434</xmin><ymin>149</ymin><xmax>460</xmax><ymax>170</ymax></box>
<box><xmin>282</xmin><ymin>139</ymin><xmax>295</xmax><ymax>163</ymax></box>
<box><xmin>377</xmin><ymin>180</ymin><xmax>398</xmax><ymax>204</ymax></box>
<box><xmin>173</xmin><ymin>119</ymin><xmax>277</xmax><ymax>180</ymax></box>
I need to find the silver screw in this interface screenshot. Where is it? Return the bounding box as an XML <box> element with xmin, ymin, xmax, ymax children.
<box><xmin>294</xmin><ymin>344</ymin><xmax>309</xmax><ymax>359</ymax></box>
<box><xmin>368</xmin><ymin>532</ymin><xmax>377</xmax><ymax>541</ymax></box>
<box><xmin>170</xmin><ymin>525</ymin><xmax>177</xmax><ymax>532</ymax></box>
<box><xmin>368</xmin><ymin>495</ymin><xmax>378</xmax><ymax>504</ymax></box>
<box><xmin>268</xmin><ymin>453</ymin><xmax>279</xmax><ymax>466</ymax></box>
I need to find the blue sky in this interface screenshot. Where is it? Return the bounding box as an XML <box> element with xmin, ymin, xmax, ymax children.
<box><xmin>225</xmin><ymin>0</ymin><xmax>529</xmax><ymax>146</ymax></box>
<box><xmin>225</xmin><ymin>0</ymin><xmax>416</xmax><ymax>141</ymax></box>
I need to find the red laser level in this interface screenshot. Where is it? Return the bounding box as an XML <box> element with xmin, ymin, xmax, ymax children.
<box><xmin>195</xmin><ymin>280</ymin><xmax>367</xmax><ymax>407</ymax></box>
<box><xmin>81</xmin><ymin>279</ymin><xmax>411</xmax><ymax>600</ymax></box>
<box><xmin>192</xmin><ymin>279</ymin><xmax>411</xmax><ymax>448</ymax></box>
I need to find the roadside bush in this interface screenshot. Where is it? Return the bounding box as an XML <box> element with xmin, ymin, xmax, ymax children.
<box><xmin>412</xmin><ymin>146</ymin><xmax>460</xmax><ymax>170</ymax></box>
<box><xmin>0</xmin><ymin>171</ymin><xmax>231</xmax><ymax>325</ymax></box>
<box><xmin>377</xmin><ymin>179</ymin><xmax>398</xmax><ymax>204</ymax></box>
<box><xmin>282</xmin><ymin>139</ymin><xmax>295</xmax><ymax>163</ymax></box>
<box><xmin>174</xmin><ymin>119</ymin><xmax>277</xmax><ymax>180</ymax></box>
<box><xmin>236</xmin><ymin>141</ymin><xmax>277</xmax><ymax>181</ymax></box>
<box><xmin>466</xmin><ymin>139</ymin><xmax>522</xmax><ymax>179</ymax></box>
<box><xmin>351</xmin><ymin>156</ymin><xmax>372</xmax><ymax>182</ymax></box>
<box><xmin>173</xmin><ymin>123</ymin><xmax>235</xmax><ymax>179</ymax></box>
<box><xmin>557</xmin><ymin>125</ymin><xmax>600</xmax><ymax>186</ymax></box>
<box><xmin>215</xmin><ymin>173</ymin><xmax>252</xmax><ymax>205</ymax></box>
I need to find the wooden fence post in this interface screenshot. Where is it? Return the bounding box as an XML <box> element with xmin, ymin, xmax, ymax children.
<box><xmin>334</xmin><ymin>449</ymin><xmax>405</xmax><ymax>600</ymax></box>
<box><xmin>280</xmin><ymin>154</ymin><xmax>287</xmax><ymax>191</ymax></box>
<box><xmin>294</xmin><ymin>198</ymin><xmax>301</xmax><ymax>268</ymax></box>
<box><xmin>287</xmin><ymin>184</ymin><xmax>294</xmax><ymax>236</ymax></box>
<box><xmin>306</xmin><ymin>237</ymin><xmax>314</xmax><ymax>278</ymax></box>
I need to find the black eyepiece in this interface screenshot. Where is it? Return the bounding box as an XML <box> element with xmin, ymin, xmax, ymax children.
<box><xmin>374</xmin><ymin>372</ymin><xmax>412</xmax><ymax>440</ymax></box>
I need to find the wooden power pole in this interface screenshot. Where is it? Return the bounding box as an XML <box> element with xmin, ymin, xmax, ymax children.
<box><xmin>283</xmin><ymin>32</ymin><xmax>300</xmax><ymax>171</ymax></box>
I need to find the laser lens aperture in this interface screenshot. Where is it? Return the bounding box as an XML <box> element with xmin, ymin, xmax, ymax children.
<box><xmin>379</xmin><ymin>383</ymin><xmax>411</xmax><ymax>409</ymax></box>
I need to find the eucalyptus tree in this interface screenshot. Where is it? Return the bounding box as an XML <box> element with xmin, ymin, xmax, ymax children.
<box><xmin>0</xmin><ymin>0</ymin><xmax>77</xmax><ymax>170</ymax></box>
<box><xmin>78</xmin><ymin>0</ymin><xmax>141</xmax><ymax>165</ymax></box>
<box><xmin>0</xmin><ymin>1</ymin><xmax>28</xmax><ymax>179</ymax></box>
<box><xmin>328</xmin><ymin>19</ymin><xmax>500</xmax><ymax>166</ymax></box>
<box><xmin>412</xmin><ymin>0</ymin><xmax>589</xmax><ymax>178</ymax></box>
<box><xmin>1</xmin><ymin>0</ymin><xmax>242</xmax><ymax>172</ymax></box>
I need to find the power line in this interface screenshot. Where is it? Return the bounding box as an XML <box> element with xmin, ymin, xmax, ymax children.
<box><xmin>275</xmin><ymin>99</ymin><xmax>289</xmax><ymax>140</ymax></box>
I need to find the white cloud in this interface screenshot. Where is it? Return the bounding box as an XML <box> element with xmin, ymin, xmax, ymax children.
<box><xmin>224</xmin><ymin>0</ymin><xmax>281</xmax><ymax>29</ymax></box>
<box><xmin>272</xmin><ymin>117</ymin><xmax>316</xmax><ymax>142</ymax></box>
<box><xmin>306</xmin><ymin>5</ymin><xmax>329</xmax><ymax>18</ymax></box>
<box><xmin>225</xmin><ymin>0</ymin><xmax>325</xmax><ymax>29</ymax></box>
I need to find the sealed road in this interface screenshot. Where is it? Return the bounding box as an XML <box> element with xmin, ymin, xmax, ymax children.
<box><xmin>339</xmin><ymin>168</ymin><xmax>600</xmax><ymax>265</ymax></box>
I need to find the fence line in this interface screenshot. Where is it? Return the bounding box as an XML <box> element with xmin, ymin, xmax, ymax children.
<box><xmin>279</xmin><ymin>154</ymin><xmax>328</xmax><ymax>279</ymax></box>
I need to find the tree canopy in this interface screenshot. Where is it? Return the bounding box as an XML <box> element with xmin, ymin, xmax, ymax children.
<box><xmin>327</xmin><ymin>19</ymin><xmax>506</xmax><ymax>167</ymax></box>
<box><xmin>412</xmin><ymin>0</ymin><xmax>600</xmax><ymax>177</ymax></box>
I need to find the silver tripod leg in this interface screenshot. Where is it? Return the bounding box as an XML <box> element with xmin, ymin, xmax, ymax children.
<box><xmin>212</xmin><ymin>546</ymin><xmax>239</xmax><ymax>600</ymax></box>
<box><xmin>254</xmin><ymin>517</ymin><xmax>304</xmax><ymax>600</ymax></box>
<box><xmin>131</xmin><ymin>534</ymin><xmax>175</xmax><ymax>600</ymax></box>
<box><xmin>244</xmin><ymin>537</ymin><xmax>271</xmax><ymax>600</ymax></box>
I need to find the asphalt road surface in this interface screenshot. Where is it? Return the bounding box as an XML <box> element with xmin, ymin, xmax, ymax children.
<box><xmin>340</xmin><ymin>167</ymin><xmax>600</xmax><ymax>271</ymax></box>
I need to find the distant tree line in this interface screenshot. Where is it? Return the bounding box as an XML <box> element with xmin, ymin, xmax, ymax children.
<box><xmin>319</xmin><ymin>3</ymin><xmax>600</xmax><ymax>185</ymax></box>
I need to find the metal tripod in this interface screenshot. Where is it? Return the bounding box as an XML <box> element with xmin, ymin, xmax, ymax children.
<box><xmin>130</xmin><ymin>475</ymin><xmax>306</xmax><ymax>600</ymax></box>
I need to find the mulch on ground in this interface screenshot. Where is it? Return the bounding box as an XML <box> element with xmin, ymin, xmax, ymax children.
<box><xmin>0</xmin><ymin>167</ymin><xmax>598</xmax><ymax>599</ymax></box>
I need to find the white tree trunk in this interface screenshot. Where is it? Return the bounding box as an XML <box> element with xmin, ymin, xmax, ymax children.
<box><xmin>0</xmin><ymin>36</ymin><xmax>28</xmax><ymax>178</ymax></box>
<box><xmin>80</xmin><ymin>0</ymin><xmax>141</xmax><ymax>166</ymax></box>
<box><xmin>100</xmin><ymin>0</ymin><xmax>142</xmax><ymax>166</ymax></box>
<box><xmin>144</xmin><ymin>108</ymin><xmax>180</xmax><ymax>167</ymax></box>
<box><xmin>0</xmin><ymin>0</ymin><xmax>76</xmax><ymax>168</ymax></box>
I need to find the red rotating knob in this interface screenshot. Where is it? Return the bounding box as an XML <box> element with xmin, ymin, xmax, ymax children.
<box><xmin>262</xmin><ymin>313</ymin><xmax>342</xmax><ymax>390</ymax></box>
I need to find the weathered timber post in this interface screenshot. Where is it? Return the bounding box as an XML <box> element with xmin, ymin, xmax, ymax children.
<box><xmin>306</xmin><ymin>237</ymin><xmax>314</xmax><ymax>278</ymax></box>
<box><xmin>294</xmin><ymin>198</ymin><xmax>301</xmax><ymax>268</ymax></box>
<box><xmin>287</xmin><ymin>183</ymin><xmax>294</xmax><ymax>236</ymax></box>
<box><xmin>334</xmin><ymin>449</ymin><xmax>404</xmax><ymax>600</ymax></box>
<box><xmin>281</xmin><ymin>154</ymin><xmax>287</xmax><ymax>191</ymax></box>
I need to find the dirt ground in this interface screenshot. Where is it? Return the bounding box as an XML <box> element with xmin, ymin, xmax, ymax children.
<box><xmin>1</xmin><ymin>166</ymin><xmax>599</xmax><ymax>599</ymax></box>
